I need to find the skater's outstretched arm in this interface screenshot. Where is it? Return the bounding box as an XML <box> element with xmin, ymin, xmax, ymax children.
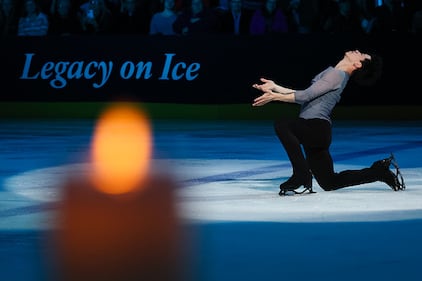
<box><xmin>252</xmin><ymin>78</ymin><xmax>296</xmax><ymax>106</ymax></box>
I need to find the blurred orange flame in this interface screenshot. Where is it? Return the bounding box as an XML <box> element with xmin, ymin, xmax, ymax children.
<box><xmin>90</xmin><ymin>102</ymin><xmax>152</xmax><ymax>194</ymax></box>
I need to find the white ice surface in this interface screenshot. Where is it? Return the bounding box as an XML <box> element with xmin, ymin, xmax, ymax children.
<box><xmin>3</xmin><ymin>159</ymin><xmax>422</xmax><ymax>228</ymax></box>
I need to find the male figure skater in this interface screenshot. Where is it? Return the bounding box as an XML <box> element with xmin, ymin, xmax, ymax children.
<box><xmin>252</xmin><ymin>50</ymin><xmax>405</xmax><ymax>195</ymax></box>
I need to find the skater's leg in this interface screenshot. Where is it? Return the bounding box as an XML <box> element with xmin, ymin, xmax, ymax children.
<box><xmin>273</xmin><ymin>118</ymin><xmax>310</xmax><ymax>181</ymax></box>
<box><xmin>308</xmin><ymin>150</ymin><xmax>404</xmax><ymax>191</ymax></box>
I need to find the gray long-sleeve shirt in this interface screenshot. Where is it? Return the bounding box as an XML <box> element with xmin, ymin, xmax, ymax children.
<box><xmin>294</xmin><ymin>66</ymin><xmax>349</xmax><ymax>124</ymax></box>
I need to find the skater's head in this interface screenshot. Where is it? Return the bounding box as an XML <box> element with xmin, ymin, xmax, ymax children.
<box><xmin>338</xmin><ymin>50</ymin><xmax>383</xmax><ymax>86</ymax></box>
<box><xmin>352</xmin><ymin>53</ymin><xmax>383</xmax><ymax>86</ymax></box>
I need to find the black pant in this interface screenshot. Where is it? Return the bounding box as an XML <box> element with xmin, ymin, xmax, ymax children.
<box><xmin>274</xmin><ymin>118</ymin><xmax>378</xmax><ymax>191</ymax></box>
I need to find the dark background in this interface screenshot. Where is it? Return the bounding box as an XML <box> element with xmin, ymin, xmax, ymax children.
<box><xmin>0</xmin><ymin>33</ymin><xmax>420</xmax><ymax>105</ymax></box>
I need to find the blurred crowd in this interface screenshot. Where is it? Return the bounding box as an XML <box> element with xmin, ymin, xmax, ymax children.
<box><xmin>1</xmin><ymin>0</ymin><xmax>421</xmax><ymax>36</ymax></box>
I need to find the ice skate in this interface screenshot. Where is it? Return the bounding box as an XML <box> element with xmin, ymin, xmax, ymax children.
<box><xmin>371</xmin><ymin>153</ymin><xmax>405</xmax><ymax>191</ymax></box>
<box><xmin>279</xmin><ymin>174</ymin><xmax>315</xmax><ymax>196</ymax></box>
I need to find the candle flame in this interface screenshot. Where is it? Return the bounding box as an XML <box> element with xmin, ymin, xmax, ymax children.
<box><xmin>90</xmin><ymin>103</ymin><xmax>152</xmax><ymax>194</ymax></box>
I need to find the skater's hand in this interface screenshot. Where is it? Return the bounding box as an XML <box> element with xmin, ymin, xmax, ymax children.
<box><xmin>253</xmin><ymin>92</ymin><xmax>279</xmax><ymax>106</ymax></box>
<box><xmin>253</xmin><ymin>78</ymin><xmax>295</xmax><ymax>95</ymax></box>
<box><xmin>252</xmin><ymin>78</ymin><xmax>276</xmax><ymax>93</ymax></box>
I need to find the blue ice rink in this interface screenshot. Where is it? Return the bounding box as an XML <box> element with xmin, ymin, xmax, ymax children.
<box><xmin>1</xmin><ymin>118</ymin><xmax>422</xmax><ymax>281</ymax></box>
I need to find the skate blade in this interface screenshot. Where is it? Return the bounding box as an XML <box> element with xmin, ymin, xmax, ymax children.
<box><xmin>389</xmin><ymin>153</ymin><xmax>406</xmax><ymax>190</ymax></box>
<box><xmin>279</xmin><ymin>187</ymin><xmax>316</xmax><ymax>196</ymax></box>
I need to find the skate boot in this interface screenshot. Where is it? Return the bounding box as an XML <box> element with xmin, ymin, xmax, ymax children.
<box><xmin>371</xmin><ymin>153</ymin><xmax>405</xmax><ymax>191</ymax></box>
<box><xmin>279</xmin><ymin>172</ymin><xmax>315</xmax><ymax>196</ymax></box>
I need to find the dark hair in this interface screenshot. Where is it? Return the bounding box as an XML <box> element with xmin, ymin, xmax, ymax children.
<box><xmin>352</xmin><ymin>54</ymin><xmax>383</xmax><ymax>86</ymax></box>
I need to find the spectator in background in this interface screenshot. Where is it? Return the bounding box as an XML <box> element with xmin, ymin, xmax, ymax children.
<box><xmin>114</xmin><ymin>0</ymin><xmax>146</xmax><ymax>34</ymax></box>
<box><xmin>249</xmin><ymin>0</ymin><xmax>288</xmax><ymax>35</ymax></box>
<box><xmin>354</xmin><ymin>0</ymin><xmax>376</xmax><ymax>34</ymax></box>
<box><xmin>172</xmin><ymin>0</ymin><xmax>219</xmax><ymax>35</ymax></box>
<box><xmin>369</xmin><ymin>0</ymin><xmax>410</xmax><ymax>33</ymax></box>
<box><xmin>150</xmin><ymin>0</ymin><xmax>178</xmax><ymax>35</ymax></box>
<box><xmin>78</xmin><ymin>0</ymin><xmax>114</xmax><ymax>34</ymax></box>
<box><xmin>321</xmin><ymin>0</ymin><xmax>363</xmax><ymax>33</ymax></box>
<box><xmin>48</xmin><ymin>0</ymin><xmax>81</xmax><ymax>35</ymax></box>
<box><xmin>17</xmin><ymin>0</ymin><xmax>49</xmax><ymax>36</ymax></box>
<box><xmin>284</xmin><ymin>0</ymin><xmax>321</xmax><ymax>34</ymax></box>
<box><xmin>0</xmin><ymin>0</ymin><xmax>20</xmax><ymax>35</ymax></box>
<box><xmin>219</xmin><ymin>0</ymin><xmax>252</xmax><ymax>35</ymax></box>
